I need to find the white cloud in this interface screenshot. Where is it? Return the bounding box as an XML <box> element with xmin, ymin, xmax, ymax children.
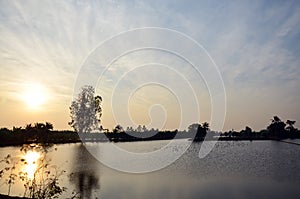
<box><xmin>0</xmin><ymin>0</ymin><xmax>299</xmax><ymax>130</ymax></box>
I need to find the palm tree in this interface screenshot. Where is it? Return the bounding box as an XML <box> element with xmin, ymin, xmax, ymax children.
<box><xmin>272</xmin><ymin>116</ymin><xmax>281</xmax><ymax>123</ymax></box>
<box><xmin>34</xmin><ymin>122</ymin><xmax>46</xmax><ymax>131</ymax></box>
<box><xmin>286</xmin><ymin>120</ymin><xmax>296</xmax><ymax>133</ymax></box>
<box><xmin>45</xmin><ymin>122</ymin><xmax>53</xmax><ymax>131</ymax></box>
<box><xmin>202</xmin><ymin>122</ymin><xmax>209</xmax><ymax>131</ymax></box>
<box><xmin>267</xmin><ymin>116</ymin><xmax>286</xmax><ymax>138</ymax></box>
<box><xmin>25</xmin><ymin>124</ymin><xmax>33</xmax><ymax>131</ymax></box>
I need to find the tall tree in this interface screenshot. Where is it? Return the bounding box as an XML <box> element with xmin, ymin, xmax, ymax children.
<box><xmin>69</xmin><ymin>85</ymin><xmax>102</xmax><ymax>133</ymax></box>
<box><xmin>267</xmin><ymin>116</ymin><xmax>286</xmax><ymax>138</ymax></box>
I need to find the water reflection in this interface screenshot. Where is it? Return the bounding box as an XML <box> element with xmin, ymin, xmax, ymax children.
<box><xmin>1</xmin><ymin>141</ymin><xmax>300</xmax><ymax>198</ymax></box>
<box><xmin>0</xmin><ymin>144</ymin><xmax>67</xmax><ymax>198</ymax></box>
<box><xmin>70</xmin><ymin>144</ymin><xmax>101</xmax><ymax>198</ymax></box>
<box><xmin>22</xmin><ymin>151</ymin><xmax>40</xmax><ymax>179</ymax></box>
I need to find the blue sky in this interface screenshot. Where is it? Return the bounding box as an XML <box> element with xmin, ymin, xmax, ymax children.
<box><xmin>0</xmin><ymin>0</ymin><xmax>299</xmax><ymax>131</ymax></box>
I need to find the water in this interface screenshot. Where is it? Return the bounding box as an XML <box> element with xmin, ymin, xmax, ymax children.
<box><xmin>1</xmin><ymin>140</ymin><xmax>300</xmax><ymax>199</ymax></box>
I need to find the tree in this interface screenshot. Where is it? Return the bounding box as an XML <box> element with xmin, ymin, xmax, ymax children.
<box><xmin>197</xmin><ymin>122</ymin><xmax>209</xmax><ymax>138</ymax></box>
<box><xmin>245</xmin><ymin>126</ymin><xmax>252</xmax><ymax>134</ymax></box>
<box><xmin>240</xmin><ymin>126</ymin><xmax>253</xmax><ymax>138</ymax></box>
<box><xmin>113</xmin><ymin>124</ymin><xmax>123</xmax><ymax>133</ymax></box>
<box><xmin>25</xmin><ymin>124</ymin><xmax>33</xmax><ymax>131</ymax></box>
<box><xmin>188</xmin><ymin>123</ymin><xmax>208</xmax><ymax>138</ymax></box>
<box><xmin>142</xmin><ymin>125</ymin><xmax>148</xmax><ymax>132</ymax></box>
<box><xmin>267</xmin><ymin>116</ymin><xmax>286</xmax><ymax>138</ymax></box>
<box><xmin>126</xmin><ymin>126</ymin><xmax>134</xmax><ymax>132</ymax></box>
<box><xmin>45</xmin><ymin>122</ymin><xmax>53</xmax><ymax>131</ymax></box>
<box><xmin>69</xmin><ymin>85</ymin><xmax>102</xmax><ymax>133</ymax></box>
<box><xmin>34</xmin><ymin>122</ymin><xmax>46</xmax><ymax>131</ymax></box>
<box><xmin>136</xmin><ymin>125</ymin><xmax>142</xmax><ymax>132</ymax></box>
<box><xmin>286</xmin><ymin>120</ymin><xmax>296</xmax><ymax>133</ymax></box>
<box><xmin>202</xmin><ymin>122</ymin><xmax>209</xmax><ymax>132</ymax></box>
<box><xmin>0</xmin><ymin>146</ymin><xmax>67</xmax><ymax>199</ymax></box>
<box><xmin>188</xmin><ymin>123</ymin><xmax>199</xmax><ymax>134</ymax></box>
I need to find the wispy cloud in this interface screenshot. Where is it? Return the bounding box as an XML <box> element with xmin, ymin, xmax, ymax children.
<box><xmin>0</xmin><ymin>0</ymin><xmax>299</xmax><ymax>130</ymax></box>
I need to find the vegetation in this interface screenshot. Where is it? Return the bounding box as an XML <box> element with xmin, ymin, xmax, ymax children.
<box><xmin>0</xmin><ymin>145</ymin><xmax>66</xmax><ymax>199</ymax></box>
<box><xmin>68</xmin><ymin>85</ymin><xmax>102</xmax><ymax>133</ymax></box>
<box><xmin>1</xmin><ymin>85</ymin><xmax>298</xmax><ymax>198</ymax></box>
<box><xmin>220</xmin><ymin>116</ymin><xmax>299</xmax><ymax>140</ymax></box>
<box><xmin>0</xmin><ymin>122</ymin><xmax>80</xmax><ymax>147</ymax></box>
<box><xmin>0</xmin><ymin>116</ymin><xmax>298</xmax><ymax>199</ymax></box>
<box><xmin>0</xmin><ymin>116</ymin><xmax>299</xmax><ymax>146</ymax></box>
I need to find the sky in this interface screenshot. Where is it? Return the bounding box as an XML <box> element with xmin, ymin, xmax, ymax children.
<box><xmin>0</xmin><ymin>0</ymin><xmax>299</xmax><ymax>131</ymax></box>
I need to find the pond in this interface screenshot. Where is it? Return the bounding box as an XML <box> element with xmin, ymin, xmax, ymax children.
<box><xmin>0</xmin><ymin>140</ymin><xmax>300</xmax><ymax>199</ymax></box>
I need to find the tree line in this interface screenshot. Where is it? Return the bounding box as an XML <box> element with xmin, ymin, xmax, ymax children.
<box><xmin>0</xmin><ymin>85</ymin><xmax>299</xmax><ymax>146</ymax></box>
<box><xmin>0</xmin><ymin>122</ymin><xmax>80</xmax><ymax>146</ymax></box>
<box><xmin>0</xmin><ymin>115</ymin><xmax>299</xmax><ymax>145</ymax></box>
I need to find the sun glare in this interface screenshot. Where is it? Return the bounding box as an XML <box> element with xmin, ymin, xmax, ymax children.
<box><xmin>23</xmin><ymin>83</ymin><xmax>47</xmax><ymax>109</ymax></box>
<box><xmin>23</xmin><ymin>151</ymin><xmax>41</xmax><ymax>179</ymax></box>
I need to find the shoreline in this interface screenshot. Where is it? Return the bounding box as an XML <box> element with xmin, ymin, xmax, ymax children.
<box><xmin>1</xmin><ymin>136</ymin><xmax>299</xmax><ymax>148</ymax></box>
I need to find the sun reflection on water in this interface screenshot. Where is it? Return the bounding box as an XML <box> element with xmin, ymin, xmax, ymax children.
<box><xmin>23</xmin><ymin>151</ymin><xmax>40</xmax><ymax>179</ymax></box>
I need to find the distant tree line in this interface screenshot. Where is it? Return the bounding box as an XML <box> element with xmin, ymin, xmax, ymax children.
<box><xmin>3</xmin><ymin>85</ymin><xmax>299</xmax><ymax>146</ymax></box>
<box><xmin>0</xmin><ymin>116</ymin><xmax>299</xmax><ymax>146</ymax></box>
<box><xmin>220</xmin><ymin>116</ymin><xmax>299</xmax><ymax>140</ymax></box>
<box><xmin>65</xmin><ymin>86</ymin><xmax>300</xmax><ymax>142</ymax></box>
<box><xmin>104</xmin><ymin>116</ymin><xmax>299</xmax><ymax>142</ymax></box>
<box><xmin>0</xmin><ymin>122</ymin><xmax>80</xmax><ymax>146</ymax></box>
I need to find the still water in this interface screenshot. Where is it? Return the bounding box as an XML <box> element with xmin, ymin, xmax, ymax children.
<box><xmin>1</xmin><ymin>140</ymin><xmax>300</xmax><ymax>199</ymax></box>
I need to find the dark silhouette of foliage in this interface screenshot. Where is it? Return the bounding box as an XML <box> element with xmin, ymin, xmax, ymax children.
<box><xmin>113</xmin><ymin>124</ymin><xmax>124</xmax><ymax>134</ymax></box>
<box><xmin>0</xmin><ymin>145</ymin><xmax>66</xmax><ymax>198</ymax></box>
<box><xmin>267</xmin><ymin>116</ymin><xmax>287</xmax><ymax>138</ymax></box>
<box><xmin>187</xmin><ymin>123</ymin><xmax>209</xmax><ymax>139</ymax></box>
<box><xmin>286</xmin><ymin>120</ymin><xmax>296</xmax><ymax>132</ymax></box>
<box><xmin>0</xmin><ymin>116</ymin><xmax>299</xmax><ymax>145</ymax></box>
<box><xmin>0</xmin><ymin>122</ymin><xmax>80</xmax><ymax>147</ymax></box>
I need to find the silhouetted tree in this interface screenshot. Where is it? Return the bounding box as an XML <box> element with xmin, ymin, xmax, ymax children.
<box><xmin>188</xmin><ymin>123</ymin><xmax>199</xmax><ymax>134</ymax></box>
<box><xmin>286</xmin><ymin>120</ymin><xmax>296</xmax><ymax>133</ymax></box>
<box><xmin>239</xmin><ymin>126</ymin><xmax>253</xmax><ymax>138</ymax></box>
<box><xmin>45</xmin><ymin>122</ymin><xmax>53</xmax><ymax>131</ymax></box>
<box><xmin>267</xmin><ymin>116</ymin><xmax>286</xmax><ymax>138</ymax></box>
<box><xmin>0</xmin><ymin>128</ymin><xmax>10</xmax><ymax>133</ymax></box>
<box><xmin>126</xmin><ymin>126</ymin><xmax>134</xmax><ymax>132</ymax></box>
<box><xmin>113</xmin><ymin>124</ymin><xmax>123</xmax><ymax>133</ymax></box>
<box><xmin>12</xmin><ymin>126</ymin><xmax>22</xmax><ymax>133</ymax></box>
<box><xmin>25</xmin><ymin>124</ymin><xmax>33</xmax><ymax>131</ymax></box>
<box><xmin>142</xmin><ymin>125</ymin><xmax>148</xmax><ymax>132</ymax></box>
<box><xmin>202</xmin><ymin>122</ymin><xmax>209</xmax><ymax>132</ymax></box>
<box><xmin>245</xmin><ymin>126</ymin><xmax>252</xmax><ymax>134</ymax></box>
<box><xmin>197</xmin><ymin>122</ymin><xmax>209</xmax><ymax>138</ymax></box>
<box><xmin>69</xmin><ymin>85</ymin><xmax>102</xmax><ymax>133</ymax></box>
<box><xmin>34</xmin><ymin>122</ymin><xmax>45</xmax><ymax>131</ymax></box>
<box><xmin>136</xmin><ymin>125</ymin><xmax>142</xmax><ymax>132</ymax></box>
<box><xmin>188</xmin><ymin>123</ymin><xmax>208</xmax><ymax>139</ymax></box>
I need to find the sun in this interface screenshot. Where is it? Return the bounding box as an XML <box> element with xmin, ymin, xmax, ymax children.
<box><xmin>23</xmin><ymin>83</ymin><xmax>47</xmax><ymax>109</ymax></box>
